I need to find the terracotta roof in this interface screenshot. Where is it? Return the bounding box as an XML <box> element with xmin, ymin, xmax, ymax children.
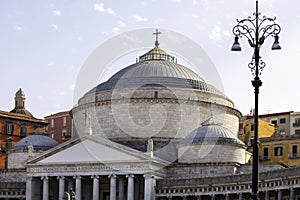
<box><xmin>44</xmin><ymin>110</ymin><xmax>71</xmax><ymax>118</ymax></box>
<box><xmin>245</xmin><ymin>111</ymin><xmax>293</xmax><ymax>119</ymax></box>
<box><xmin>0</xmin><ymin>110</ymin><xmax>48</xmax><ymax>124</ymax></box>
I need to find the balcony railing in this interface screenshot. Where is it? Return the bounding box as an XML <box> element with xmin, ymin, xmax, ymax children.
<box><xmin>293</xmin><ymin>122</ymin><xmax>300</xmax><ymax>127</ymax></box>
<box><xmin>289</xmin><ymin>154</ymin><xmax>300</xmax><ymax>158</ymax></box>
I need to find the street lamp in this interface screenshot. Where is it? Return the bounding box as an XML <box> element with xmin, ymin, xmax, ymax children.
<box><xmin>231</xmin><ymin>1</ymin><xmax>281</xmax><ymax>200</ymax></box>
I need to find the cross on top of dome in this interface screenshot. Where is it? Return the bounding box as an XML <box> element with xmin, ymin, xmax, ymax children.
<box><xmin>138</xmin><ymin>29</ymin><xmax>175</xmax><ymax>62</ymax></box>
<box><xmin>153</xmin><ymin>29</ymin><xmax>161</xmax><ymax>47</ymax></box>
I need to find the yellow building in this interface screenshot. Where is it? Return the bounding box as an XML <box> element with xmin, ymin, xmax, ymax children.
<box><xmin>239</xmin><ymin>118</ymin><xmax>275</xmax><ymax>145</ymax></box>
<box><xmin>259</xmin><ymin>134</ymin><xmax>300</xmax><ymax>167</ymax></box>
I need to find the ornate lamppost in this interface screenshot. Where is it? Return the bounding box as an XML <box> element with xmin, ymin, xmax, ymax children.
<box><xmin>231</xmin><ymin>1</ymin><xmax>281</xmax><ymax>199</ymax></box>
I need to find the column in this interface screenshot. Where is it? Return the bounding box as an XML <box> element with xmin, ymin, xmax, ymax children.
<box><xmin>57</xmin><ymin>176</ymin><xmax>65</xmax><ymax>200</ymax></box>
<box><xmin>26</xmin><ymin>176</ymin><xmax>33</xmax><ymax>200</ymax></box>
<box><xmin>144</xmin><ymin>174</ymin><xmax>153</xmax><ymax>200</ymax></box>
<box><xmin>109</xmin><ymin>174</ymin><xmax>117</xmax><ymax>200</ymax></box>
<box><xmin>181</xmin><ymin>195</ymin><xmax>187</xmax><ymax>200</ymax></box>
<box><xmin>239</xmin><ymin>193</ymin><xmax>243</xmax><ymax>200</ymax></box>
<box><xmin>277</xmin><ymin>190</ymin><xmax>282</xmax><ymax>200</ymax></box>
<box><xmin>118</xmin><ymin>177</ymin><xmax>124</xmax><ymax>200</ymax></box>
<box><xmin>210</xmin><ymin>194</ymin><xmax>215</xmax><ymax>200</ymax></box>
<box><xmin>265</xmin><ymin>191</ymin><xmax>269</xmax><ymax>200</ymax></box>
<box><xmin>74</xmin><ymin>176</ymin><xmax>82</xmax><ymax>200</ymax></box>
<box><xmin>225</xmin><ymin>193</ymin><xmax>229</xmax><ymax>200</ymax></box>
<box><xmin>127</xmin><ymin>174</ymin><xmax>134</xmax><ymax>200</ymax></box>
<box><xmin>152</xmin><ymin>178</ymin><xmax>156</xmax><ymax>200</ymax></box>
<box><xmin>92</xmin><ymin>175</ymin><xmax>100</xmax><ymax>200</ymax></box>
<box><xmin>41</xmin><ymin>176</ymin><xmax>49</xmax><ymax>200</ymax></box>
<box><xmin>196</xmin><ymin>195</ymin><xmax>201</xmax><ymax>200</ymax></box>
<box><xmin>290</xmin><ymin>188</ymin><xmax>295</xmax><ymax>200</ymax></box>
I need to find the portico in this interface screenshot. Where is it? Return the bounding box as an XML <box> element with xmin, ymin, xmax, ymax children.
<box><xmin>25</xmin><ymin>135</ymin><xmax>168</xmax><ymax>200</ymax></box>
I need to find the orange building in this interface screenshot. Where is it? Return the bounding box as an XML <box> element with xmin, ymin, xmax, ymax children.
<box><xmin>0</xmin><ymin>88</ymin><xmax>48</xmax><ymax>168</ymax></box>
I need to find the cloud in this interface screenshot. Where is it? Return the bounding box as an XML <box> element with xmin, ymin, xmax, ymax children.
<box><xmin>14</xmin><ymin>25</ymin><xmax>24</xmax><ymax>31</ymax></box>
<box><xmin>94</xmin><ymin>3</ymin><xmax>105</xmax><ymax>12</ymax></box>
<box><xmin>48</xmin><ymin>61</ymin><xmax>55</xmax><ymax>66</ymax></box>
<box><xmin>119</xmin><ymin>21</ymin><xmax>126</xmax><ymax>27</ymax></box>
<box><xmin>133</xmin><ymin>15</ymin><xmax>148</xmax><ymax>22</ymax></box>
<box><xmin>94</xmin><ymin>3</ymin><xmax>116</xmax><ymax>15</ymax></box>
<box><xmin>52</xmin><ymin>9</ymin><xmax>61</xmax><ymax>16</ymax></box>
<box><xmin>209</xmin><ymin>25</ymin><xmax>229</xmax><ymax>41</ymax></box>
<box><xmin>112</xmin><ymin>27</ymin><xmax>120</xmax><ymax>34</ymax></box>
<box><xmin>51</xmin><ymin>24</ymin><xmax>58</xmax><ymax>30</ymax></box>
<box><xmin>106</xmin><ymin>8</ymin><xmax>115</xmax><ymax>15</ymax></box>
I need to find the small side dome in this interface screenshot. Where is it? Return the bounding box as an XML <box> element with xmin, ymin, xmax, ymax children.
<box><xmin>181</xmin><ymin>123</ymin><xmax>245</xmax><ymax>146</ymax></box>
<box><xmin>178</xmin><ymin>119</ymin><xmax>246</xmax><ymax>164</ymax></box>
<box><xmin>12</xmin><ymin>128</ymin><xmax>58</xmax><ymax>151</ymax></box>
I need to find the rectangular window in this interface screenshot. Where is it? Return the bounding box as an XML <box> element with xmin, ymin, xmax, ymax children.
<box><xmin>6</xmin><ymin>123</ymin><xmax>13</xmax><ymax>135</ymax></box>
<box><xmin>271</xmin><ymin>120</ymin><xmax>277</xmax><ymax>126</ymax></box>
<box><xmin>295</xmin><ymin>130</ymin><xmax>300</xmax><ymax>135</ymax></box>
<box><xmin>263</xmin><ymin>147</ymin><xmax>269</xmax><ymax>160</ymax></box>
<box><xmin>63</xmin><ymin>117</ymin><xmax>67</xmax><ymax>126</ymax></box>
<box><xmin>51</xmin><ymin>119</ymin><xmax>54</xmax><ymax>128</ymax></box>
<box><xmin>279</xmin><ymin>129</ymin><xmax>286</xmax><ymax>135</ymax></box>
<box><xmin>6</xmin><ymin>139</ymin><xmax>12</xmax><ymax>149</ymax></box>
<box><xmin>295</xmin><ymin>118</ymin><xmax>300</xmax><ymax>124</ymax></box>
<box><xmin>292</xmin><ymin>145</ymin><xmax>298</xmax><ymax>158</ymax></box>
<box><xmin>20</xmin><ymin>125</ymin><xmax>27</xmax><ymax>136</ymax></box>
<box><xmin>279</xmin><ymin>118</ymin><xmax>286</xmax><ymax>124</ymax></box>
<box><xmin>274</xmin><ymin>146</ymin><xmax>283</xmax><ymax>156</ymax></box>
<box><xmin>62</xmin><ymin>129</ymin><xmax>67</xmax><ymax>138</ymax></box>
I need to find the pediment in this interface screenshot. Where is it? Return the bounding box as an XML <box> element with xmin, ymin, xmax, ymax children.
<box><xmin>27</xmin><ymin>135</ymin><xmax>153</xmax><ymax>165</ymax></box>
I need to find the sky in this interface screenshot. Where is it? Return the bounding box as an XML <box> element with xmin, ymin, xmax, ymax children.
<box><xmin>0</xmin><ymin>0</ymin><xmax>300</xmax><ymax>119</ymax></box>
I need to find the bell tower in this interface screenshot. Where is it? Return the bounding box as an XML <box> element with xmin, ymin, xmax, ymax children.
<box><xmin>14</xmin><ymin>88</ymin><xmax>26</xmax><ymax>109</ymax></box>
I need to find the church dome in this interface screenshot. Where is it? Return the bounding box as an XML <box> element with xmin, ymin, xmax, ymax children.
<box><xmin>72</xmin><ymin>31</ymin><xmax>241</xmax><ymax>160</ymax></box>
<box><xmin>11</xmin><ymin>134</ymin><xmax>58</xmax><ymax>151</ymax></box>
<box><xmin>178</xmin><ymin>119</ymin><xmax>246</xmax><ymax>164</ymax></box>
<box><xmin>85</xmin><ymin>46</ymin><xmax>224</xmax><ymax>97</ymax></box>
<box><xmin>180</xmin><ymin>121</ymin><xmax>245</xmax><ymax>146</ymax></box>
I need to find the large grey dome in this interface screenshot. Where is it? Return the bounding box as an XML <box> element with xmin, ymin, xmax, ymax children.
<box><xmin>12</xmin><ymin>135</ymin><xmax>58</xmax><ymax>151</ymax></box>
<box><xmin>85</xmin><ymin>47</ymin><xmax>224</xmax><ymax>97</ymax></box>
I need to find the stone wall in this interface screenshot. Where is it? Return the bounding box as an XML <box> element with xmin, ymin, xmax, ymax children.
<box><xmin>0</xmin><ymin>169</ymin><xmax>26</xmax><ymax>183</ymax></box>
<box><xmin>72</xmin><ymin>88</ymin><xmax>240</xmax><ymax>140</ymax></box>
<box><xmin>158</xmin><ymin>166</ymin><xmax>300</xmax><ymax>187</ymax></box>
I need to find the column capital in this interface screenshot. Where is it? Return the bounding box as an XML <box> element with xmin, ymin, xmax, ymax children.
<box><xmin>126</xmin><ymin>174</ymin><xmax>134</xmax><ymax>178</ymax></box>
<box><xmin>73</xmin><ymin>175</ymin><xmax>81</xmax><ymax>179</ymax></box>
<box><xmin>26</xmin><ymin>176</ymin><xmax>33</xmax><ymax>181</ymax></box>
<box><xmin>41</xmin><ymin>176</ymin><xmax>48</xmax><ymax>180</ymax></box>
<box><xmin>57</xmin><ymin>176</ymin><xmax>65</xmax><ymax>180</ymax></box>
<box><xmin>91</xmin><ymin>175</ymin><xmax>100</xmax><ymax>179</ymax></box>
<box><xmin>143</xmin><ymin>174</ymin><xmax>154</xmax><ymax>179</ymax></box>
<box><xmin>109</xmin><ymin>174</ymin><xmax>116</xmax><ymax>179</ymax></box>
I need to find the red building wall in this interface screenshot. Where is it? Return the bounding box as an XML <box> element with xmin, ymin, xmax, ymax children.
<box><xmin>45</xmin><ymin>111</ymin><xmax>72</xmax><ymax>144</ymax></box>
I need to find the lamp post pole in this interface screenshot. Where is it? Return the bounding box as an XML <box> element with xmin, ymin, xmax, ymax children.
<box><xmin>231</xmin><ymin>1</ymin><xmax>281</xmax><ymax>199</ymax></box>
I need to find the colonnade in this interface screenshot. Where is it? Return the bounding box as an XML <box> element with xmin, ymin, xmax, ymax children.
<box><xmin>26</xmin><ymin>174</ymin><xmax>156</xmax><ymax>200</ymax></box>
